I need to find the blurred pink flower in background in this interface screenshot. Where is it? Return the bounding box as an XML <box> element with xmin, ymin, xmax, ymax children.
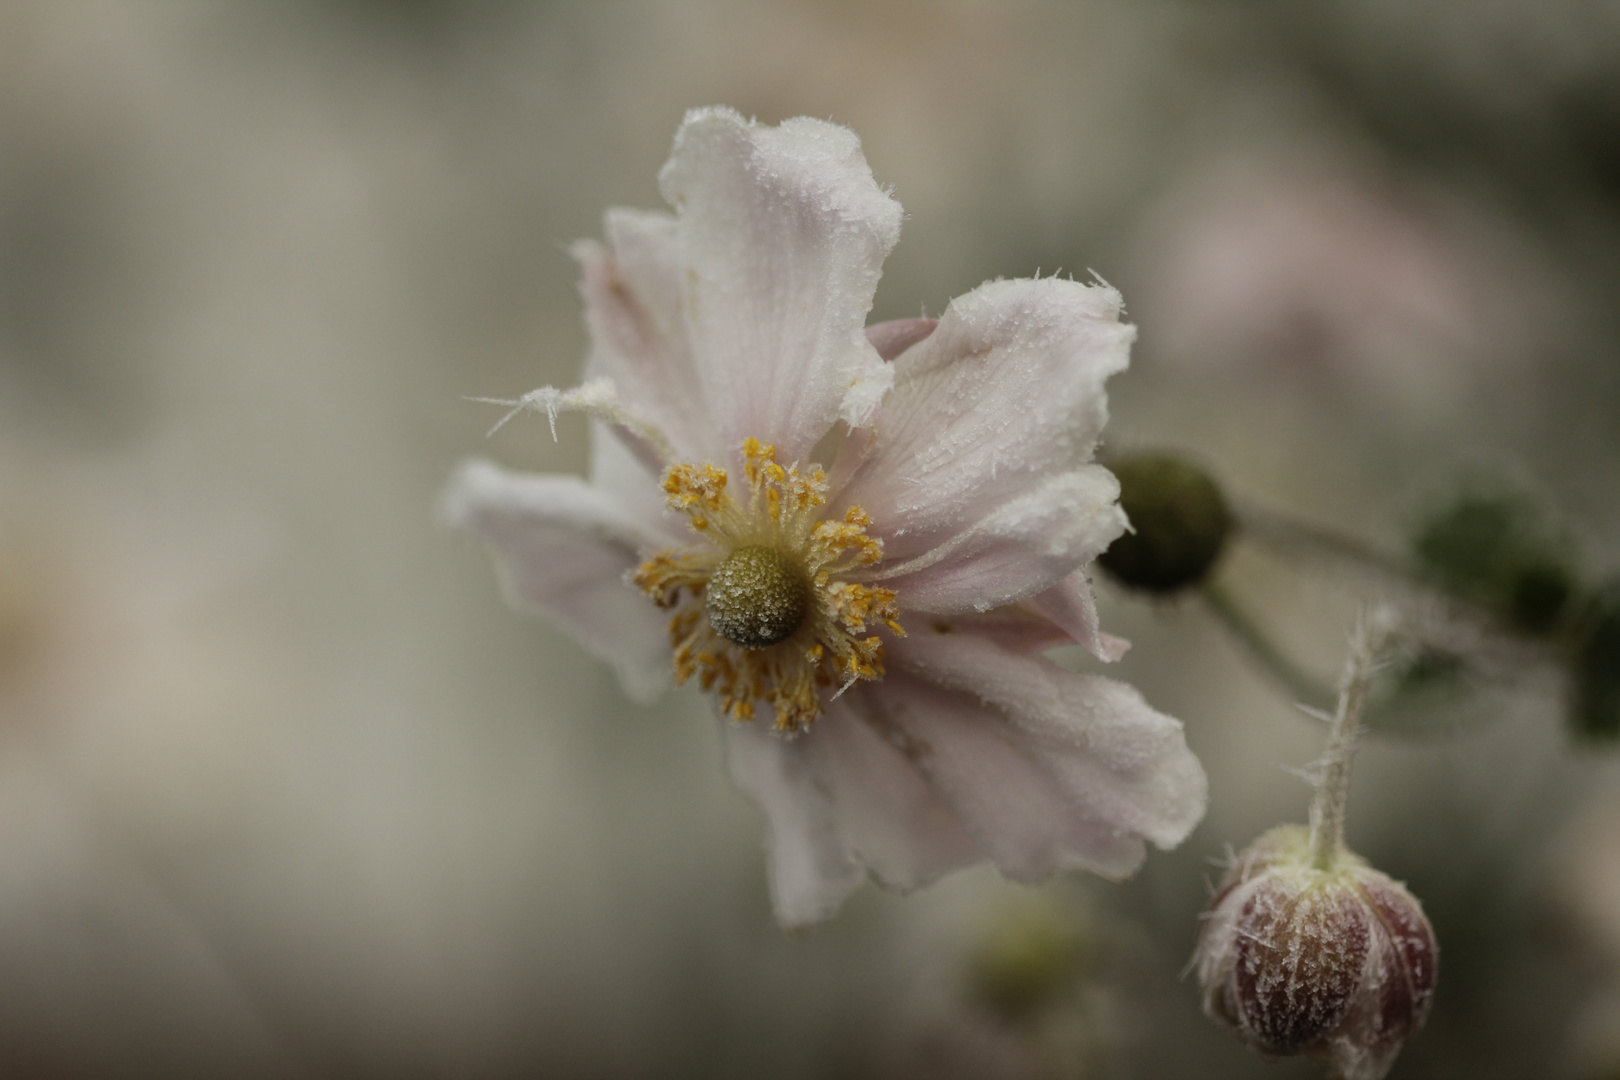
<box><xmin>446</xmin><ymin>107</ymin><xmax>1206</xmax><ymax>926</ymax></box>
<box><xmin>1128</xmin><ymin>150</ymin><xmax>1547</xmax><ymax>418</ymax></box>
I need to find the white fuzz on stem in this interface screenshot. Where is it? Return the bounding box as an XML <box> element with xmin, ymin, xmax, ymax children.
<box><xmin>1308</xmin><ymin>614</ymin><xmax>1394</xmax><ymax>870</ymax></box>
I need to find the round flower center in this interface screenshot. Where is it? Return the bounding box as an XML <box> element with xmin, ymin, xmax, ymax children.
<box><xmin>705</xmin><ymin>545</ymin><xmax>809</xmax><ymax>648</ymax></box>
<box><xmin>632</xmin><ymin>438</ymin><xmax>905</xmax><ymax>733</ymax></box>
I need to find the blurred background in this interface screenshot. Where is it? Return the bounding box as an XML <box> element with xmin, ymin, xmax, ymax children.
<box><xmin>2</xmin><ymin>1</ymin><xmax>1619</xmax><ymax>1076</ymax></box>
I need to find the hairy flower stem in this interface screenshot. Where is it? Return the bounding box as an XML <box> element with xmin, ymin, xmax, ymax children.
<box><xmin>1308</xmin><ymin>619</ymin><xmax>1395</xmax><ymax>870</ymax></box>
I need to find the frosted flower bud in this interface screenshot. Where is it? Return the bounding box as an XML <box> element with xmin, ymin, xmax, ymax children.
<box><xmin>1194</xmin><ymin>825</ymin><xmax>1437</xmax><ymax>1080</ymax></box>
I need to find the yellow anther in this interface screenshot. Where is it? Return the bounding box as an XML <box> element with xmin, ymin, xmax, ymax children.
<box><xmin>662</xmin><ymin>463</ymin><xmax>728</xmax><ymax>515</ymax></box>
<box><xmin>635</xmin><ymin>552</ymin><xmax>713</xmax><ymax>609</ymax></box>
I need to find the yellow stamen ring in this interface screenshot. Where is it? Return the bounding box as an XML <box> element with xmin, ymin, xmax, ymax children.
<box><xmin>631</xmin><ymin>439</ymin><xmax>904</xmax><ymax>733</ymax></box>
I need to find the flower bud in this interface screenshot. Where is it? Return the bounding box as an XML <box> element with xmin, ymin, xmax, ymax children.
<box><xmin>1194</xmin><ymin>825</ymin><xmax>1437</xmax><ymax>1080</ymax></box>
<box><xmin>1409</xmin><ymin>478</ymin><xmax>1575</xmax><ymax>635</ymax></box>
<box><xmin>1099</xmin><ymin>452</ymin><xmax>1232</xmax><ymax>594</ymax></box>
<box><xmin>1570</xmin><ymin>580</ymin><xmax>1620</xmax><ymax>743</ymax></box>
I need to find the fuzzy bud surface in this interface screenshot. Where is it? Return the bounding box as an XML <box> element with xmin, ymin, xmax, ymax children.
<box><xmin>1194</xmin><ymin>825</ymin><xmax>1436</xmax><ymax>1080</ymax></box>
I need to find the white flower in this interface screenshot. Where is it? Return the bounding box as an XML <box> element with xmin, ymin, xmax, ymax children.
<box><xmin>443</xmin><ymin>107</ymin><xmax>1206</xmax><ymax>926</ymax></box>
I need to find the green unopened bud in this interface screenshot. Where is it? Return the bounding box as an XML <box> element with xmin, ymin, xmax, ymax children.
<box><xmin>1099</xmin><ymin>452</ymin><xmax>1232</xmax><ymax>594</ymax></box>
<box><xmin>1571</xmin><ymin>581</ymin><xmax>1620</xmax><ymax>743</ymax></box>
<box><xmin>1195</xmin><ymin>825</ymin><xmax>1437</xmax><ymax>1080</ymax></box>
<box><xmin>1409</xmin><ymin>477</ymin><xmax>1576</xmax><ymax>635</ymax></box>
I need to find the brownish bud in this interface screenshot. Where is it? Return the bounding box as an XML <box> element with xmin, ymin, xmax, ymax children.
<box><xmin>1194</xmin><ymin>825</ymin><xmax>1437</xmax><ymax>1080</ymax></box>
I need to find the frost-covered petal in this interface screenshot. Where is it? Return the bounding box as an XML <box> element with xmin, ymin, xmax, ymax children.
<box><xmin>723</xmin><ymin>719</ymin><xmax>861</xmax><ymax>927</ymax></box>
<box><xmin>724</xmin><ymin>688</ymin><xmax>1009</xmax><ymax>922</ymax></box>
<box><xmin>585</xmin><ymin>419</ymin><xmax>689</xmax><ymax>548</ymax></box>
<box><xmin>486</xmin><ymin>377</ymin><xmax>674</xmax><ymax>477</ymax></box>
<box><xmin>860</xmin><ymin>672</ymin><xmax>1142</xmax><ymax>879</ymax></box>
<box><xmin>658</xmin><ymin>107</ymin><xmax>901</xmax><ymax>463</ymax></box>
<box><xmin>1029</xmin><ymin>569</ymin><xmax>1132</xmax><ymax>662</ymax></box>
<box><xmin>865</xmin><ymin>317</ymin><xmax>937</xmax><ymax>361</ymax></box>
<box><xmin>867</xmin><ymin>465</ymin><xmax>1127</xmax><ymax>615</ymax></box>
<box><xmin>811</xmin><ymin>698</ymin><xmax>980</xmax><ymax>891</ymax></box>
<box><xmin>873</xmin><ymin>628</ymin><xmax>1206</xmax><ymax>879</ymax></box>
<box><xmin>442</xmin><ymin>459</ymin><xmax>670</xmax><ymax>703</ymax></box>
<box><xmin>837</xmin><ymin>277</ymin><xmax>1133</xmax><ymax>560</ymax></box>
<box><xmin>908</xmin><ymin>607</ymin><xmax>1075</xmax><ymax>655</ymax></box>
<box><xmin>575</xmin><ymin>208</ymin><xmax>716</xmax><ymax>462</ymax></box>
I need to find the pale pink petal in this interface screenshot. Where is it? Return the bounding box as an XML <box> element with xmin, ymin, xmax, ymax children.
<box><xmin>585</xmin><ymin>420</ymin><xmax>690</xmax><ymax>548</ymax></box>
<box><xmin>863</xmin><ymin>672</ymin><xmax>1148</xmax><ymax>880</ymax></box>
<box><xmin>867</xmin><ymin>465</ymin><xmax>1127</xmax><ymax>615</ymax></box>
<box><xmin>1029</xmin><ymin>569</ymin><xmax>1132</xmax><ymax>662</ymax></box>
<box><xmin>871</xmin><ymin>628</ymin><xmax>1206</xmax><ymax>879</ymax></box>
<box><xmin>865</xmin><ymin>317</ymin><xmax>937</xmax><ymax>362</ymax></box>
<box><xmin>658</xmin><ymin>107</ymin><xmax>901</xmax><ymax>464</ymax></box>
<box><xmin>442</xmin><ymin>459</ymin><xmax>670</xmax><ymax>703</ymax></box>
<box><xmin>812</xmin><ymin>698</ymin><xmax>979</xmax><ymax>891</ymax></box>
<box><xmin>724</xmin><ymin>693</ymin><xmax>990</xmax><ymax>918</ymax></box>
<box><xmin>574</xmin><ymin>208</ymin><xmax>716</xmax><ymax>462</ymax></box>
<box><xmin>723</xmin><ymin>720</ymin><xmax>862</xmax><ymax>927</ymax></box>
<box><xmin>837</xmin><ymin>277</ymin><xmax>1133</xmax><ymax>560</ymax></box>
<box><xmin>907</xmin><ymin>608</ymin><xmax>1074</xmax><ymax>654</ymax></box>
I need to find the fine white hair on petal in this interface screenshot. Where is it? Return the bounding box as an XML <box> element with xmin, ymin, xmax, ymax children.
<box><xmin>472</xmin><ymin>377</ymin><xmax>674</xmax><ymax>474</ymax></box>
<box><xmin>441</xmin><ymin>458</ymin><xmax>671</xmax><ymax>704</ymax></box>
<box><xmin>658</xmin><ymin>107</ymin><xmax>902</xmax><ymax>464</ymax></box>
<box><xmin>837</xmin><ymin>276</ymin><xmax>1135</xmax><ymax>562</ymax></box>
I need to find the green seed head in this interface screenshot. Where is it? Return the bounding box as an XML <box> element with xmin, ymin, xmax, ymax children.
<box><xmin>1099</xmin><ymin>452</ymin><xmax>1233</xmax><ymax>594</ymax></box>
<box><xmin>705</xmin><ymin>545</ymin><xmax>809</xmax><ymax>649</ymax></box>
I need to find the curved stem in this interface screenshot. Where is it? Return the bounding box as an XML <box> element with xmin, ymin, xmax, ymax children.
<box><xmin>1201</xmin><ymin>580</ymin><xmax>1334</xmax><ymax>711</ymax></box>
<box><xmin>1309</xmin><ymin>618</ymin><xmax>1394</xmax><ymax>869</ymax></box>
<box><xmin>1233</xmin><ymin>499</ymin><xmax>1420</xmax><ymax>594</ymax></box>
<box><xmin>1231</xmin><ymin>497</ymin><xmax>1534</xmax><ymax>666</ymax></box>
